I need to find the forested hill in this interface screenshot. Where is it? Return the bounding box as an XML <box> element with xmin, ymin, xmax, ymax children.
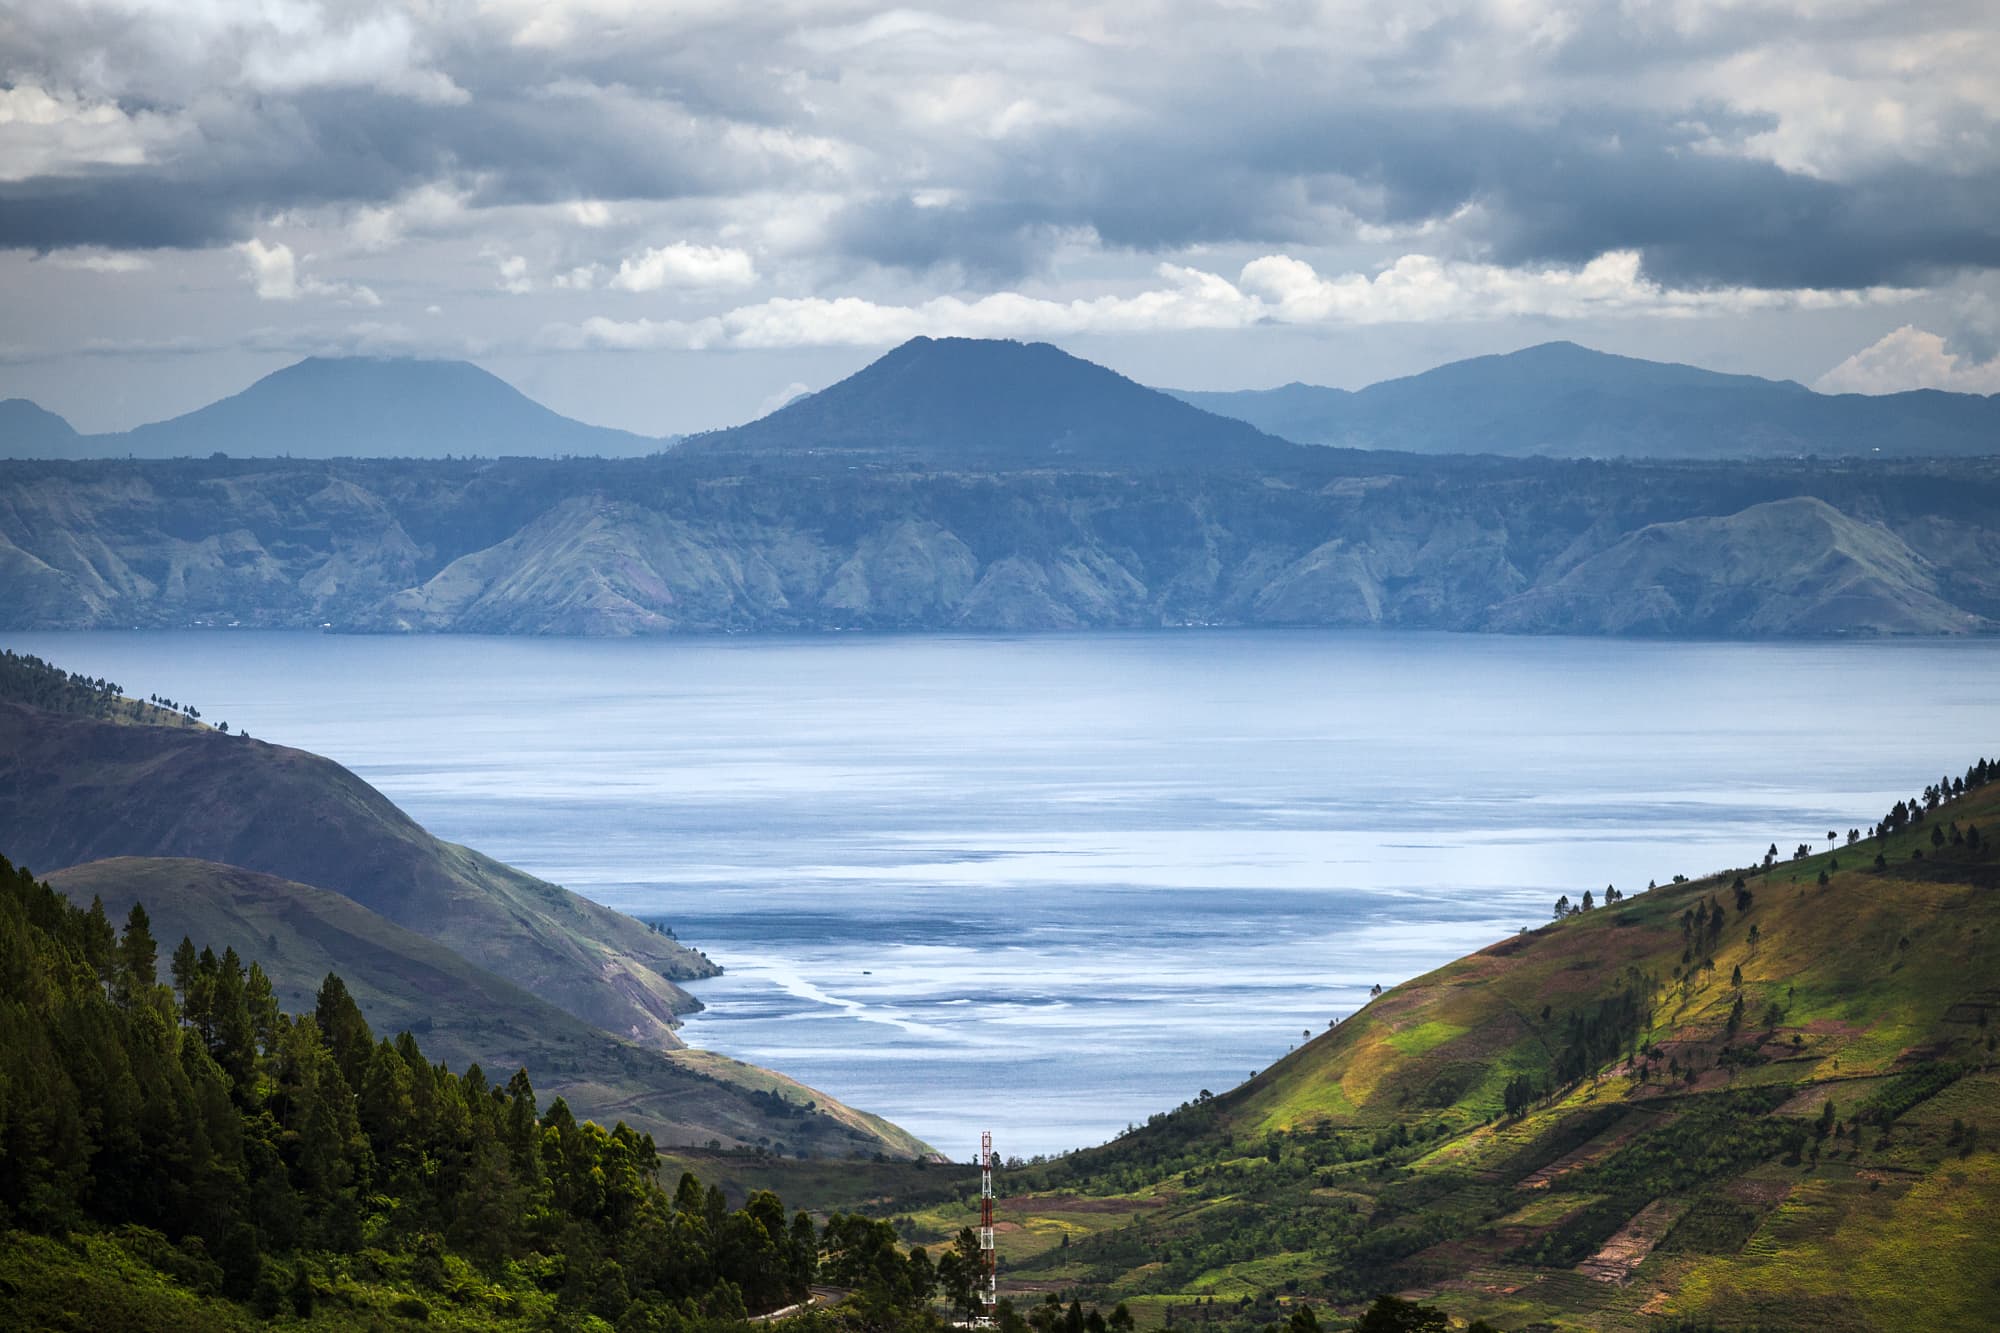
<box><xmin>4</xmin><ymin>451</ymin><xmax>1999</xmax><ymax>636</ymax></box>
<box><xmin>43</xmin><ymin>856</ymin><xmax>919</xmax><ymax>1160</ymax></box>
<box><xmin>0</xmin><ymin>699</ymin><xmax>714</xmax><ymax>1050</ymax></box>
<box><xmin>0</xmin><ymin>651</ymin><xmax>928</xmax><ymax>1160</ymax></box>
<box><xmin>0</xmin><ymin>855</ymin><xmax>954</xmax><ymax>1331</ymax></box>
<box><xmin>0</xmin><ymin>647</ymin><xmax>205</xmax><ymax>727</ymax></box>
<box><xmin>886</xmin><ymin>760</ymin><xmax>2000</xmax><ymax>1331</ymax></box>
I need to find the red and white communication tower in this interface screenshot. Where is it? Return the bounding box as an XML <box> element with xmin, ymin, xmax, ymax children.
<box><xmin>979</xmin><ymin>1130</ymin><xmax>998</xmax><ymax>1323</ymax></box>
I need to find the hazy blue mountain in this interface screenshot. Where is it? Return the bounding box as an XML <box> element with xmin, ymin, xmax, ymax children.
<box><xmin>0</xmin><ymin>398</ymin><xmax>80</xmax><ymax>458</ymax></box>
<box><xmin>1172</xmin><ymin>341</ymin><xmax>2000</xmax><ymax>459</ymax></box>
<box><xmin>74</xmin><ymin>356</ymin><xmax>664</xmax><ymax>459</ymax></box>
<box><xmin>692</xmin><ymin>335</ymin><xmax>1312</xmax><ymax>470</ymax></box>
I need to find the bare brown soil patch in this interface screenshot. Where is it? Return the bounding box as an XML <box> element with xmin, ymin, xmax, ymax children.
<box><xmin>1576</xmin><ymin>1198</ymin><xmax>1688</xmax><ymax>1284</ymax></box>
<box><xmin>1803</xmin><ymin>1018</ymin><xmax>1867</xmax><ymax>1036</ymax></box>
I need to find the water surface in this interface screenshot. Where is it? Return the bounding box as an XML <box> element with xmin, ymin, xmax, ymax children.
<box><xmin>12</xmin><ymin>629</ymin><xmax>1997</xmax><ymax>1157</ymax></box>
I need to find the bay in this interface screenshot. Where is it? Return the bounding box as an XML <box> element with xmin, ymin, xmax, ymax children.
<box><xmin>11</xmin><ymin>628</ymin><xmax>1998</xmax><ymax>1157</ymax></box>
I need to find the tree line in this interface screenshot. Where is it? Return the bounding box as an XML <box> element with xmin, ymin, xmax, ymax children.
<box><xmin>0</xmin><ymin>852</ymin><xmax>957</xmax><ymax>1331</ymax></box>
<box><xmin>0</xmin><ymin>648</ymin><xmax>203</xmax><ymax>724</ymax></box>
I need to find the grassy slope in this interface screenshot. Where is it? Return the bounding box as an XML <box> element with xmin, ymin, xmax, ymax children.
<box><xmin>0</xmin><ymin>700</ymin><xmax>713</xmax><ymax>1049</ymax></box>
<box><xmin>47</xmin><ymin>856</ymin><xmax>926</xmax><ymax>1158</ymax></box>
<box><xmin>0</xmin><ymin>648</ymin><xmax>206</xmax><ymax>728</ymax></box>
<box><xmin>886</xmin><ymin>780</ymin><xmax>2000</xmax><ymax>1330</ymax></box>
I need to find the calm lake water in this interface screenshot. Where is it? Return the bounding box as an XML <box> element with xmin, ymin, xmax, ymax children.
<box><xmin>12</xmin><ymin>630</ymin><xmax>2000</xmax><ymax>1157</ymax></box>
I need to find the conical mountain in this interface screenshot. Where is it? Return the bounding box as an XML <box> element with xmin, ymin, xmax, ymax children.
<box><xmin>697</xmin><ymin>336</ymin><xmax>1309</xmax><ymax>470</ymax></box>
<box><xmin>102</xmin><ymin>356</ymin><xmax>661</xmax><ymax>459</ymax></box>
<box><xmin>0</xmin><ymin>398</ymin><xmax>81</xmax><ymax>458</ymax></box>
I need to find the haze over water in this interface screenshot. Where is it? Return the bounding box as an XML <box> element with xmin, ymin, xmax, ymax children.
<box><xmin>14</xmin><ymin>629</ymin><xmax>2000</xmax><ymax>1158</ymax></box>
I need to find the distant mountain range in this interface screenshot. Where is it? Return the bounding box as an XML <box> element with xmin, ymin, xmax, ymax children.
<box><xmin>6</xmin><ymin>337</ymin><xmax>1995</xmax><ymax>463</ymax></box>
<box><xmin>4</xmin><ymin>356</ymin><xmax>666</xmax><ymax>460</ymax></box>
<box><xmin>4</xmin><ymin>336</ymin><xmax>1999</xmax><ymax>639</ymax></box>
<box><xmin>1171</xmin><ymin>340</ymin><xmax>2000</xmax><ymax>459</ymax></box>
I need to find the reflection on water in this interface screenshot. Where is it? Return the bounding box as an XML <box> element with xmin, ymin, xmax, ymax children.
<box><xmin>12</xmin><ymin>629</ymin><xmax>2000</xmax><ymax>1156</ymax></box>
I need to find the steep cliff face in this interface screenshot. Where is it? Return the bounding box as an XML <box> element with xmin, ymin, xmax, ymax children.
<box><xmin>1488</xmin><ymin>497</ymin><xmax>1978</xmax><ymax>635</ymax></box>
<box><xmin>2</xmin><ymin>456</ymin><xmax>1997</xmax><ymax>638</ymax></box>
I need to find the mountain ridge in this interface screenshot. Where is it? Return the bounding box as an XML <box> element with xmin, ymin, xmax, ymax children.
<box><xmin>6</xmin><ymin>451</ymin><xmax>1995</xmax><ymax>637</ymax></box>
<box><xmin>5</xmin><ymin>356</ymin><xmax>666</xmax><ymax>460</ymax></box>
<box><xmin>0</xmin><ymin>397</ymin><xmax>79</xmax><ymax>455</ymax></box>
<box><xmin>1171</xmin><ymin>339</ymin><xmax>2000</xmax><ymax>459</ymax></box>
<box><xmin>9</xmin><ymin>337</ymin><xmax>1998</xmax><ymax>464</ymax></box>
<box><xmin>0</xmin><ymin>700</ymin><xmax>714</xmax><ymax>1048</ymax></box>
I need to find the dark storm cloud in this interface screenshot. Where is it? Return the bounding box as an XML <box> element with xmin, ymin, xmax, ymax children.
<box><xmin>814</xmin><ymin>97</ymin><xmax>2000</xmax><ymax>291</ymax></box>
<box><xmin>0</xmin><ymin>78</ymin><xmax>833</xmax><ymax>251</ymax></box>
<box><xmin>4</xmin><ymin>0</ymin><xmax>1997</xmax><ymax>294</ymax></box>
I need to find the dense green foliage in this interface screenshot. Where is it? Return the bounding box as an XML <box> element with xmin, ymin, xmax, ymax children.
<box><xmin>0</xmin><ymin>853</ymin><xmax>941</xmax><ymax>1330</ymax></box>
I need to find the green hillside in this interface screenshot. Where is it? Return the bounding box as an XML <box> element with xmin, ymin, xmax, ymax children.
<box><xmin>0</xmin><ymin>647</ymin><xmax>205</xmax><ymax>727</ymax></box>
<box><xmin>0</xmin><ymin>650</ymin><xmax>928</xmax><ymax>1160</ymax></box>
<box><xmin>0</xmin><ymin>855</ymin><xmax>945</xmax><ymax>1333</ymax></box>
<box><xmin>0</xmin><ymin>699</ymin><xmax>714</xmax><ymax>1050</ymax></box>
<box><xmin>49</xmin><ymin>856</ymin><xmax>924</xmax><ymax>1159</ymax></box>
<box><xmin>886</xmin><ymin>764</ymin><xmax>2000</xmax><ymax>1330</ymax></box>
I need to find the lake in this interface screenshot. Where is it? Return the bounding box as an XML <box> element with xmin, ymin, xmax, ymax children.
<box><xmin>11</xmin><ymin>629</ymin><xmax>1999</xmax><ymax>1158</ymax></box>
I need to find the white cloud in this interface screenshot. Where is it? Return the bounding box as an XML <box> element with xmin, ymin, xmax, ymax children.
<box><xmin>349</xmin><ymin>183</ymin><xmax>470</xmax><ymax>250</ymax></box>
<box><xmin>1814</xmin><ymin>325</ymin><xmax>2000</xmax><ymax>394</ymax></box>
<box><xmin>41</xmin><ymin>248</ymin><xmax>152</xmax><ymax>273</ymax></box>
<box><xmin>1237</xmin><ymin>250</ymin><xmax>1913</xmax><ymax>323</ymax></box>
<box><xmin>22</xmin><ymin>0</ymin><xmax>468</xmax><ymax>107</ymax></box>
<box><xmin>753</xmin><ymin>380</ymin><xmax>814</xmax><ymax>417</ymax></box>
<box><xmin>238</xmin><ymin>9</ymin><xmax>467</xmax><ymax>103</ymax></box>
<box><xmin>610</xmin><ymin>242</ymin><xmax>759</xmax><ymax>291</ymax></box>
<box><xmin>0</xmin><ymin>83</ymin><xmax>173</xmax><ymax>180</ymax></box>
<box><xmin>238</xmin><ymin>237</ymin><xmax>301</xmax><ymax>299</ymax></box>
<box><xmin>552</xmin><ymin>264</ymin><xmax>604</xmax><ymax>290</ymax></box>
<box><xmin>544</xmin><ymin>250</ymin><xmax>1919</xmax><ymax>351</ymax></box>
<box><xmin>496</xmin><ymin>254</ymin><xmax>534</xmax><ymax>294</ymax></box>
<box><xmin>235</xmin><ymin>238</ymin><xmax>380</xmax><ymax>305</ymax></box>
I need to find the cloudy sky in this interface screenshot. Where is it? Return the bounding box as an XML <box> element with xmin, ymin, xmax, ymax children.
<box><xmin>4</xmin><ymin>0</ymin><xmax>1999</xmax><ymax>435</ymax></box>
